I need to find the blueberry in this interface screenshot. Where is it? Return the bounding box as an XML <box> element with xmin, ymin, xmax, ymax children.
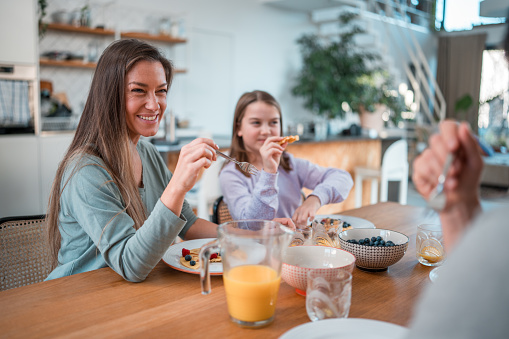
<box><xmin>386</xmin><ymin>241</ymin><xmax>394</xmax><ymax>246</ymax></box>
<box><xmin>376</xmin><ymin>236</ymin><xmax>382</xmax><ymax>241</ymax></box>
<box><xmin>380</xmin><ymin>240</ymin><xmax>385</xmax><ymax>246</ymax></box>
<box><xmin>359</xmin><ymin>239</ymin><xmax>365</xmax><ymax>245</ymax></box>
<box><xmin>190</xmin><ymin>260</ymin><xmax>196</xmax><ymax>266</ymax></box>
<box><xmin>364</xmin><ymin>238</ymin><xmax>370</xmax><ymax>243</ymax></box>
<box><xmin>371</xmin><ymin>237</ymin><xmax>377</xmax><ymax>242</ymax></box>
<box><xmin>185</xmin><ymin>254</ymin><xmax>192</xmax><ymax>261</ymax></box>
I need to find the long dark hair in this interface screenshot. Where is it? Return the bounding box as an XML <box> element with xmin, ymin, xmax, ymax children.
<box><xmin>46</xmin><ymin>39</ymin><xmax>174</xmax><ymax>268</ymax></box>
<box><xmin>228</xmin><ymin>90</ymin><xmax>291</xmax><ymax>176</ymax></box>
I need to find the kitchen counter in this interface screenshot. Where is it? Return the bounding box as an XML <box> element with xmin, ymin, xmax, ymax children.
<box><xmin>151</xmin><ymin>134</ymin><xmax>400</xmax><ymax>153</ymax></box>
<box><xmin>153</xmin><ymin>134</ymin><xmax>404</xmax><ymax>213</ymax></box>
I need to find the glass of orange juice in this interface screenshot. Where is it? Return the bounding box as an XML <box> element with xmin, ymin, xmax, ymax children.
<box><xmin>416</xmin><ymin>223</ymin><xmax>445</xmax><ymax>266</ymax></box>
<box><xmin>200</xmin><ymin>220</ymin><xmax>294</xmax><ymax>328</ymax></box>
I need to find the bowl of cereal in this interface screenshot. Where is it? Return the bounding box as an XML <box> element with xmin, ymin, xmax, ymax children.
<box><xmin>339</xmin><ymin>229</ymin><xmax>409</xmax><ymax>271</ymax></box>
<box><xmin>282</xmin><ymin>245</ymin><xmax>356</xmax><ymax>296</ymax></box>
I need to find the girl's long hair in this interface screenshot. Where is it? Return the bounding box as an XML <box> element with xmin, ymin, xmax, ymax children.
<box><xmin>228</xmin><ymin>90</ymin><xmax>291</xmax><ymax>176</ymax></box>
<box><xmin>46</xmin><ymin>39</ymin><xmax>173</xmax><ymax>268</ymax></box>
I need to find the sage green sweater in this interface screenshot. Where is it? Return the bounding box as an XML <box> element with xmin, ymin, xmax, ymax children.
<box><xmin>45</xmin><ymin>140</ymin><xmax>197</xmax><ymax>282</ymax></box>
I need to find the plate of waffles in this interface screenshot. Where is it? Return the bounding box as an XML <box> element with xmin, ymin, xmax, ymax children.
<box><xmin>162</xmin><ymin>238</ymin><xmax>223</xmax><ymax>275</ymax></box>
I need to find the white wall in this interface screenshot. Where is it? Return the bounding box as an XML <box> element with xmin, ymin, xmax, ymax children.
<box><xmin>42</xmin><ymin>0</ymin><xmax>315</xmax><ymax>136</ymax></box>
<box><xmin>39</xmin><ymin>0</ymin><xmax>440</xmax><ymax>137</ymax></box>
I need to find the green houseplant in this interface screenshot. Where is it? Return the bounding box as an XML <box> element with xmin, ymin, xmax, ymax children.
<box><xmin>292</xmin><ymin>11</ymin><xmax>405</xmax><ymax>125</ymax></box>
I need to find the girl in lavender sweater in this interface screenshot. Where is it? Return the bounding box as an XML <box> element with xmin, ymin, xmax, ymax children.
<box><xmin>219</xmin><ymin>90</ymin><xmax>353</xmax><ymax>227</ymax></box>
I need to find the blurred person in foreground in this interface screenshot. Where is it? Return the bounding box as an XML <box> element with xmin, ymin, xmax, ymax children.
<box><xmin>45</xmin><ymin>39</ymin><xmax>293</xmax><ymax>283</ymax></box>
<box><xmin>405</xmin><ymin>18</ymin><xmax>509</xmax><ymax>338</ymax></box>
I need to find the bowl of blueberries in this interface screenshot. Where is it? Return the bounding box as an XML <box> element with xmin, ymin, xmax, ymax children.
<box><xmin>339</xmin><ymin>229</ymin><xmax>409</xmax><ymax>271</ymax></box>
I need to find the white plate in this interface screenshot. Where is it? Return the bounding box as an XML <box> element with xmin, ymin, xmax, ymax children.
<box><xmin>315</xmin><ymin>214</ymin><xmax>376</xmax><ymax>229</ymax></box>
<box><xmin>280</xmin><ymin>318</ymin><xmax>409</xmax><ymax>339</ymax></box>
<box><xmin>162</xmin><ymin>238</ymin><xmax>222</xmax><ymax>275</ymax></box>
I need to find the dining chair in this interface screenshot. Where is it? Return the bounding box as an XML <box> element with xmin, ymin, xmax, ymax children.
<box><xmin>211</xmin><ymin>196</ymin><xmax>233</xmax><ymax>224</ymax></box>
<box><xmin>0</xmin><ymin>214</ymin><xmax>52</xmax><ymax>291</ymax></box>
<box><xmin>354</xmin><ymin>139</ymin><xmax>409</xmax><ymax>207</ymax></box>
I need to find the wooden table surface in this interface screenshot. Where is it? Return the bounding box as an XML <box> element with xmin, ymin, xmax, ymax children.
<box><xmin>0</xmin><ymin>202</ymin><xmax>439</xmax><ymax>338</ymax></box>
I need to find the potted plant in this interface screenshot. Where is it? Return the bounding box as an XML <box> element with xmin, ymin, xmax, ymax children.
<box><xmin>292</xmin><ymin>11</ymin><xmax>405</xmax><ymax>130</ymax></box>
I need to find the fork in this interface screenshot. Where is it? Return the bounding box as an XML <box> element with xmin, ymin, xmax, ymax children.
<box><xmin>215</xmin><ymin>150</ymin><xmax>260</xmax><ymax>176</ymax></box>
<box><xmin>427</xmin><ymin>153</ymin><xmax>454</xmax><ymax>211</ymax></box>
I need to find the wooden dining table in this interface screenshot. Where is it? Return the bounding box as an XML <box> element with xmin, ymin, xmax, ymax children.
<box><xmin>0</xmin><ymin>202</ymin><xmax>440</xmax><ymax>338</ymax></box>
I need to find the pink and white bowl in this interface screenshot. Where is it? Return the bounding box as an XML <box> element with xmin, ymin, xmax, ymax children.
<box><xmin>282</xmin><ymin>245</ymin><xmax>356</xmax><ymax>296</ymax></box>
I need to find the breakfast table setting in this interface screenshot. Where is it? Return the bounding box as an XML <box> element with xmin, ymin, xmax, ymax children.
<box><xmin>0</xmin><ymin>202</ymin><xmax>441</xmax><ymax>338</ymax></box>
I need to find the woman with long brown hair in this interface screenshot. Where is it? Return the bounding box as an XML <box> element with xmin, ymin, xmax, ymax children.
<box><xmin>219</xmin><ymin>90</ymin><xmax>353</xmax><ymax>226</ymax></box>
<box><xmin>45</xmin><ymin>39</ymin><xmax>220</xmax><ymax>282</ymax></box>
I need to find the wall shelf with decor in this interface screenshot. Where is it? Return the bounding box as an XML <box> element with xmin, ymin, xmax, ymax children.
<box><xmin>120</xmin><ymin>31</ymin><xmax>186</xmax><ymax>44</ymax></box>
<box><xmin>39</xmin><ymin>58</ymin><xmax>187</xmax><ymax>73</ymax></box>
<box><xmin>39</xmin><ymin>59</ymin><xmax>97</xmax><ymax>69</ymax></box>
<box><xmin>40</xmin><ymin>24</ymin><xmax>188</xmax><ymax>71</ymax></box>
<box><xmin>39</xmin><ymin>16</ymin><xmax>189</xmax><ymax>133</ymax></box>
<box><xmin>45</xmin><ymin>23</ymin><xmax>116</xmax><ymax>36</ymax></box>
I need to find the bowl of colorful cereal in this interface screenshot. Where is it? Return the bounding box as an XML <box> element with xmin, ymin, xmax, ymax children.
<box><xmin>339</xmin><ymin>229</ymin><xmax>408</xmax><ymax>271</ymax></box>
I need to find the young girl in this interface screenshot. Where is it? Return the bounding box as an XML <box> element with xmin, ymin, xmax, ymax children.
<box><xmin>219</xmin><ymin>90</ymin><xmax>353</xmax><ymax>226</ymax></box>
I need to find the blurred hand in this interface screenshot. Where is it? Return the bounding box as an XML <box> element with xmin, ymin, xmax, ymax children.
<box><xmin>412</xmin><ymin>121</ymin><xmax>483</xmax><ymax>211</ymax></box>
<box><xmin>412</xmin><ymin>120</ymin><xmax>484</xmax><ymax>250</ymax></box>
<box><xmin>259</xmin><ymin>136</ymin><xmax>285</xmax><ymax>173</ymax></box>
<box><xmin>292</xmin><ymin>195</ymin><xmax>321</xmax><ymax>228</ymax></box>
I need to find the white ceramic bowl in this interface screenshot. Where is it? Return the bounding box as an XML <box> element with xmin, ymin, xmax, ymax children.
<box><xmin>339</xmin><ymin>229</ymin><xmax>409</xmax><ymax>271</ymax></box>
<box><xmin>282</xmin><ymin>245</ymin><xmax>356</xmax><ymax>295</ymax></box>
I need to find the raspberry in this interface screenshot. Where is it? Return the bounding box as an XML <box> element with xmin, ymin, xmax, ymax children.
<box><xmin>182</xmin><ymin>248</ymin><xmax>191</xmax><ymax>257</ymax></box>
<box><xmin>210</xmin><ymin>253</ymin><xmax>218</xmax><ymax>259</ymax></box>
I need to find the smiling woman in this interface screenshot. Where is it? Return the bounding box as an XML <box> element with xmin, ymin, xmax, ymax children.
<box><xmin>44</xmin><ymin>39</ymin><xmax>220</xmax><ymax>283</ymax></box>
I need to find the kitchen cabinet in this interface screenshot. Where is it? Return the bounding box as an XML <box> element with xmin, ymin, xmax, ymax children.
<box><xmin>0</xmin><ymin>0</ymin><xmax>38</xmax><ymax>65</ymax></box>
<box><xmin>0</xmin><ymin>135</ymin><xmax>41</xmax><ymax>217</ymax></box>
<box><xmin>39</xmin><ymin>133</ymin><xmax>74</xmax><ymax>211</ymax></box>
<box><xmin>0</xmin><ymin>133</ymin><xmax>74</xmax><ymax>218</ymax></box>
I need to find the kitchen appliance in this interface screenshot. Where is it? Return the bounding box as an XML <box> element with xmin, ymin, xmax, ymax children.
<box><xmin>0</xmin><ymin>64</ymin><xmax>39</xmax><ymax>134</ymax></box>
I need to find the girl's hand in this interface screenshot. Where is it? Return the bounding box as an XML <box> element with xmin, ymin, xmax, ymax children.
<box><xmin>170</xmin><ymin>138</ymin><xmax>218</xmax><ymax>195</ymax></box>
<box><xmin>292</xmin><ymin>195</ymin><xmax>321</xmax><ymax>228</ymax></box>
<box><xmin>259</xmin><ymin>136</ymin><xmax>285</xmax><ymax>173</ymax></box>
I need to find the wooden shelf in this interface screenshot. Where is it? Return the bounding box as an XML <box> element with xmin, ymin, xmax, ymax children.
<box><xmin>120</xmin><ymin>32</ymin><xmax>187</xmax><ymax>44</ymax></box>
<box><xmin>40</xmin><ymin>59</ymin><xmax>96</xmax><ymax>69</ymax></box>
<box><xmin>45</xmin><ymin>23</ymin><xmax>115</xmax><ymax>36</ymax></box>
<box><xmin>40</xmin><ymin>58</ymin><xmax>187</xmax><ymax>73</ymax></box>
